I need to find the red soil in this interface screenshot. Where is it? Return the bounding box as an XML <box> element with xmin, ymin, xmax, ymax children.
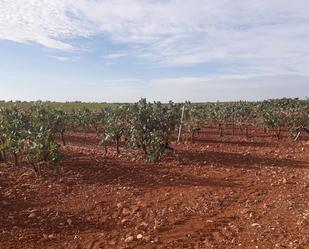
<box><xmin>0</xmin><ymin>127</ymin><xmax>308</xmax><ymax>249</ymax></box>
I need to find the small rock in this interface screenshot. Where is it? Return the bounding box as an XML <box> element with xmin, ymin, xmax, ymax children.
<box><xmin>251</xmin><ymin>223</ymin><xmax>261</xmax><ymax>227</ymax></box>
<box><xmin>121</xmin><ymin>219</ymin><xmax>129</xmax><ymax>224</ymax></box>
<box><xmin>125</xmin><ymin>236</ymin><xmax>134</xmax><ymax>243</ymax></box>
<box><xmin>137</xmin><ymin>234</ymin><xmax>143</xmax><ymax>240</ymax></box>
<box><xmin>28</xmin><ymin>213</ymin><xmax>36</xmax><ymax>218</ymax></box>
<box><xmin>67</xmin><ymin>218</ymin><xmax>72</xmax><ymax>226</ymax></box>
<box><xmin>151</xmin><ymin>238</ymin><xmax>159</xmax><ymax>243</ymax></box>
<box><xmin>131</xmin><ymin>205</ymin><xmax>140</xmax><ymax>213</ymax></box>
<box><xmin>48</xmin><ymin>234</ymin><xmax>55</xmax><ymax>239</ymax></box>
<box><xmin>141</xmin><ymin>235</ymin><xmax>150</xmax><ymax>242</ymax></box>
<box><xmin>122</xmin><ymin>208</ymin><xmax>131</xmax><ymax>216</ymax></box>
<box><xmin>138</xmin><ymin>222</ymin><xmax>148</xmax><ymax>229</ymax></box>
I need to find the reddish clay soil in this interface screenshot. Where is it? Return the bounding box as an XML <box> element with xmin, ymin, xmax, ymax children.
<box><xmin>1</xmin><ymin>127</ymin><xmax>309</xmax><ymax>249</ymax></box>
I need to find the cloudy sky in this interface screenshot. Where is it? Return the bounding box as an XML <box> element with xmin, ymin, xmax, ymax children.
<box><xmin>0</xmin><ymin>0</ymin><xmax>308</xmax><ymax>102</ymax></box>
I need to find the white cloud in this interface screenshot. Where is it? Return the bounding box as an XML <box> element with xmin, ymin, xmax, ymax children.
<box><xmin>1</xmin><ymin>0</ymin><xmax>309</xmax><ymax>75</ymax></box>
<box><xmin>48</xmin><ymin>55</ymin><xmax>81</xmax><ymax>62</ymax></box>
<box><xmin>104</xmin><ymin>52</ymin><xmax>129</xmax><ymax>59</ymax></box>
<box><xmin>48</xmin><ymin>55</ymin><xmax>71</xmax><ymax>61</ymax></box>
<box><xmin>0</xmin><ymin>0</ymin><xmax>90</xmax><ymax>50</ymax></box>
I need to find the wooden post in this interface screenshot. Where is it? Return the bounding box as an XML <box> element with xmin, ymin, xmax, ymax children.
<box><xmin>294</xmin><ymin>131</ymin><xmax>301</xmax><ymax>141</ymax></box>
<box><xmin>177</xmin><ymin>106</ymin><xmax>185</xmax><ymax>143</ymax></box>
<box><xmin>232</xmin><ymin>106</ymin><xmax>235</xmax><ymax>136</ymax></box>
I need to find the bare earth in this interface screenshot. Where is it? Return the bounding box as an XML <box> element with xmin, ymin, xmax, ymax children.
<box><xmin>1</xmin><ymin>127</ymin><xmax>308</xmax><ymax>249</ymax></box>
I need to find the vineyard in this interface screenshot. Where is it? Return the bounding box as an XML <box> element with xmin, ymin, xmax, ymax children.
<box><xmin>0</xmin><ymin>98</ymin><xmax>309</xmax><ymax>248</ymax></box>
<box><xmin>1</xmin><ymin>98</ymin><xmax>308</xmax><ymax>172</ymax></box>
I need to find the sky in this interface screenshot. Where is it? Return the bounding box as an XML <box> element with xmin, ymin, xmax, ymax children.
<box><xmin>0</xmin><ymin>0</ymin><xmax>309</xmax><ymax>102</ymax></box>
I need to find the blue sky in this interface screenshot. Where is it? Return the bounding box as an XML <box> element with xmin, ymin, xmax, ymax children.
<box><xmin>0</xmin><ymin>0</ymin><xmax>309</xmax><ymax>102</ymax></box>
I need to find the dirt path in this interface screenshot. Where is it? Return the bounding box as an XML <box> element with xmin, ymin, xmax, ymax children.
<box><xmin>0</xmin><ymin>129</ymin><xmax>308</xmax><ymax>248</ymax></box>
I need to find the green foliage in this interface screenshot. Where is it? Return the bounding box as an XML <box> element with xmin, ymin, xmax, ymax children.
<box><xmin>258</xmin><ymin>99</ymin><xmax>309</xmax><ymax>139</ymax></box>
<box><xmin>0</xmin><ymin>98</ymin><xmax>308</xmax><ymax>172</ymax></box>
<box><xmin>233</xmin><ymin>101</ymin><xmax>257</xmax><ymax>126</ymax></box>
<box><xmin>0</xmin><ymin>106</ymin><xmax>30</xmax><ymax>165</ymax></box>
<box><xmin>184</xmin><ymin>103</ymin><xmax>204</xmax><ymax>143</ymax></box>
<box><xmin>100</xmin><ymin>105</ymin><xmax>128</xmax><ymax>154</ymax></box>
<box><xmin>128</xmin><ymin>99</ymin><xmax>180</xmax><ymax>161</ymax></box>
<box><xmin>27</xmin><ymin>104</ymin><xmax>61</xmax><ymax>171</ymax></box>
<box><xmin>0</xmin><ymin>103</ymin><xmax>61</xmax><ymax>174</ymax></box>
<box><xmin>286</xmin><ymin>103</ymin><xmax>309</xmax><ymax>139</ymax></box>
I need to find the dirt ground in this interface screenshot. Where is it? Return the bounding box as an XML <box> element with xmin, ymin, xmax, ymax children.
<box><xmin>0</xmin><ymin>127</ymin><xmax>308</xmax><ymax>249</ymax></box>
